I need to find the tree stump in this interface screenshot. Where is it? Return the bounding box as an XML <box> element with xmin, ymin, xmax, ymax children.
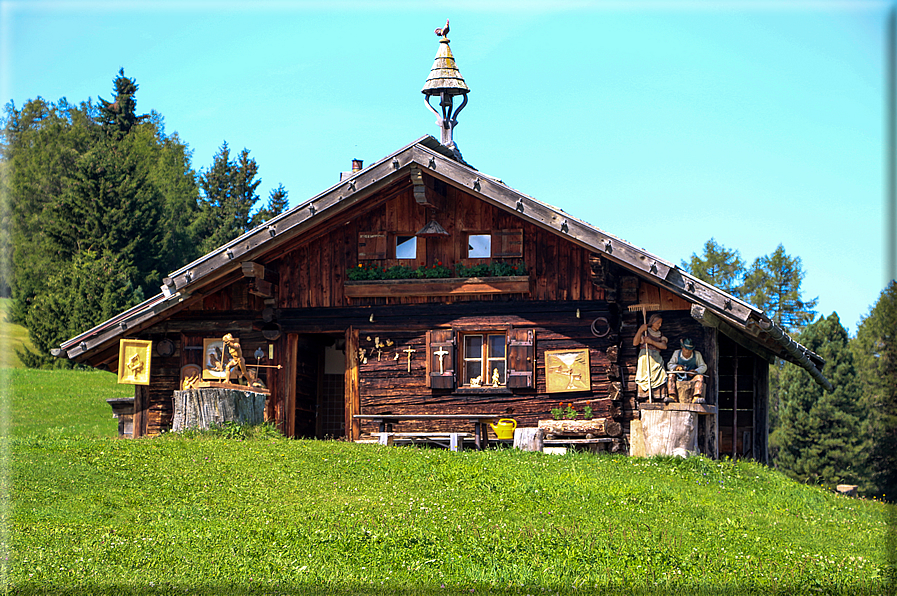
<box><xmin>513</xmin><ymin>427</ymin><xmax>544</xmax><ymax>452</ymax></box>
<box><xmin>640</xmin><ymin>409</ymin><xmax>697</xmax><ymax>457</ymax></box>
<box><xmin>172</xmin><ymin>388</ymin><xmax>266</xmax><ymax>432</ymax></box>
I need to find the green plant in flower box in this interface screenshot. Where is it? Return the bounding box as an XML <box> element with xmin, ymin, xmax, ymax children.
<box><xmin>415</xmin><ymin>262</ymin><xmax>453</xmax><ymax>278</ymax></box>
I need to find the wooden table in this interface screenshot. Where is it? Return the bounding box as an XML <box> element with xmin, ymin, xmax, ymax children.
<box><xmin>353</xmin><ymin>414</ymin><xmax>501</xmax><ymax>450</ymax></box>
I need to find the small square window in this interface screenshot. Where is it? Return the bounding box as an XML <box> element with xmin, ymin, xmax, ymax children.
<box><xmin>467</xmin><ymin>234</ymin><xmax>491</xmax><ymax>258</ymax></box>
<box><xmin>396</xmin><ymin>235</ymin><xmax>417</xmax><ymax>259</ymax></box>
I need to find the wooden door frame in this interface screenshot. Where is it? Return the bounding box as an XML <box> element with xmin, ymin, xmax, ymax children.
<box><xmin>345</xmin><ymin>327</ymin><xmax>360</xmax><ymax>441</ymax></box>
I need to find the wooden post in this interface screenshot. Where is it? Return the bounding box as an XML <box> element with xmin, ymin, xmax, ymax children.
<box><xmin>132</xmin><ymin>385</ymin><xmax>148</xmax><ymax>438</ymax></box>
<box><xmin>345</xmin><ymin>327</ymin><xmax>360</xmax><ymax>441</ymax></box>
<box><xmin>732</xmin><ymin>343</ymin><xmax>739</xmax><ymax>460</ymax></box>
<box><xmin>282</xmin><ymin>334</ymin><xmax>298</xmax><ymax>438</ymax></box>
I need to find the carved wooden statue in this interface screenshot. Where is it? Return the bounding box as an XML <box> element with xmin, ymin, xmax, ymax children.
<box><xmin>633</xmin><ymin>313</ymin><xmax>668</xmax><ymax>401</ymax></box>
<box><xmin>666</xmin><ymin>338</ymin><xmax>708</xmax><ymax>404</ymax></box>
<box><xmin>222</xmin><ymin>333</ymin><xmax>249</xmax><ymax>385</ymax></box>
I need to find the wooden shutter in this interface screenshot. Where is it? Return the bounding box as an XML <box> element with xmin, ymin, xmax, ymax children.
<box><xmin>507</xmin><ymin>328</ymin><xmax>535</xmax><ymax>388</ymax></box>
<box><xmin>426</xmin><ymin>329</ymin><xmax>455</xmax><ymax>389</ymax></box>
<box><xmin>358</xmin><ymin>232</ymin><xmax>387</xmax><ymax>260</ymax></box>
<box><xmin>493</xmin><ymin>229</ymin><xmax>523</xmax><ymax>258</ymax></box>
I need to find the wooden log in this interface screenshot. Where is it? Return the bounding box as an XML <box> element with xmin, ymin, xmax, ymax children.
<box><xmin>537</xmin><ymin>418</ymin><xmax>622</xmax><ymax>437</ymax></box>
<box><xmin>172</xmin><ymin>388</ymin><xmax>266</xmax><ymax>431</ymax></box>
<box><xmin>513</xmin><ymin>427</ymin><xmax>544</xmax><ymax>451</ymax></box>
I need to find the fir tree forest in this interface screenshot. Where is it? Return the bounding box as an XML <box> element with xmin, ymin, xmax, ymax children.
<box><xmin>1</xmin><ymin>69</ymin><xmax>289</xmax><ymax>368</ymax></box>
<box><xmin>1</xmin><ymin>71</ymin><xmax>895</xmax><ymax>501</ymax></box>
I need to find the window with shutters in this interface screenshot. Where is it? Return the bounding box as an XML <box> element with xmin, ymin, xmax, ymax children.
<box><xmin>462</xmin><ymin>333</ymin><xmax>506</xmax><ymax>386</ymax></box>
<box><xmin>426</xmin><ymin>327</ymin><xmax>535</xmax><ymax>391</ymax></box>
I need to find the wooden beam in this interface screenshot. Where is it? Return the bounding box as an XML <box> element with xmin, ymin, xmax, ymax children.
<box><xmin>283</xmin><ymin>334</ymin><xmax>298</xmax><ymax>438</ymax></box>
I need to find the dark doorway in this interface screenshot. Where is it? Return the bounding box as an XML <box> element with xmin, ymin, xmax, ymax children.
<box><xmin>292</xmin><ymin>335</ymin><xmax>345</xmax><ymax>438</ymax></box>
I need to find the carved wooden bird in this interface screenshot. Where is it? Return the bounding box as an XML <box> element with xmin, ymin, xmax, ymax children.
<box><xmin>435</xmin><ymin>19</ymin><xmax>449</xmax><ymax>38</ymax></box>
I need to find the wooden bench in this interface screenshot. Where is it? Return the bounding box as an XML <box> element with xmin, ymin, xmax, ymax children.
<box><xmin>354</xmin><ymin>414</ymin><xmax>500</xmax><ymax>450</ymax></box>
<box><xmin>371</xmin><ymin>432</ymin><xmax>474</xmax><ymax>451</ymax></box>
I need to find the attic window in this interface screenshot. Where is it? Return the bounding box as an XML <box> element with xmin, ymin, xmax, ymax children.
<box><xmin>464</xmin><ymin>230</ymin><xmax>523</xmax><ymax>259</ymax></box>
<box><xmin>396</xmin><ymin>235</ymin><xmax>417</xmax><ymax>259</ymax></box>
<box><xmin>467</xmin><ymin>234</ymin><xmax>491</xmax><ymax>258</ymax></box>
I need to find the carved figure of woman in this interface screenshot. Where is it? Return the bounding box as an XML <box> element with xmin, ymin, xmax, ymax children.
<box><xmin>633</xmin><ymin>313</ymin><xmax>668</xmax><ymax>400</ymax></box>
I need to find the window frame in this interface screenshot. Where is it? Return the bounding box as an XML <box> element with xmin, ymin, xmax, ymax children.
<box><xmin>461</xmin><ymin>332</ymin><xmax>507</xmax><ymax>387</ymax></box>
<box><xmin>394</xmin><ymin>234</ymin><xmax>418</xmax><ymax>260</ymax></box>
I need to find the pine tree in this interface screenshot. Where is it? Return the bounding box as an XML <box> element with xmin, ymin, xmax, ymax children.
<box><xmin>192</xmin><ymin>143</ymin><xmax>262</xmax><ymax>253</ymax></box>
<box><xmin>250</xmin><ymin>183</ymin><xmax>289</xmax><ymax>227</ymax></box>
<box><xmin>770</xmin><ymin>313</ymin><xmax>866</xmax><ymax>489</ymax></box>
<box><xmin>742</xmin><ymin>244</ymin><xmax>818</xmax><ymax>332</ymax></box>
<box><xmin>852</xmin><ymin>281</ymin><xmax>897</xmax><ymax>499</ymax></box>
<box><xmin>46</xmin><ymin>130</ymin><xmax>166</xmax><ymax>291</ymax></box>
<box><xmin>19</xmin><ymin>250</ymin><xmax>143</xmax><ymax>368</ymax></box>
<box><xmin>681</xmin><ymin>238</ymin><xmax>745</xmax><ymax>296</ymax></box>
<box><xmin>3</xmin><ymin>72</ymin><xmax>201</xmax><ymax>363</ymax></box>
<box><xmin>2</xmin><ymin>97</ymin><xmax>100</xmax><ymax>325</ymax></box>
<box><xmin>97</xmin><ymin>68</ymin><xmax>146</xmax><ymax>139</ymax></box>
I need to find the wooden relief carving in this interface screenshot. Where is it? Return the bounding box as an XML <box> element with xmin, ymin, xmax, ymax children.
<box><xmin>117</xmin><ymin>339</ymin><xmax>152</xmax><ymax>386</ymax></box>
<box><xmin>545</xmin><ymin>348</ymin><xmax>590</xmax><ymax>393</ymax></box>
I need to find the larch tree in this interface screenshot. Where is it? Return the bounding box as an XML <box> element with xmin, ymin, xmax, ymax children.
<box><xmin>741</xmin><ymin>244</ymin><xmax>818</xmax><ymax>333</ymax></box>
<box><xmin>681</xmin><ymin>238</ymin><xmax>745</xmax><ymax>297</ymax></box>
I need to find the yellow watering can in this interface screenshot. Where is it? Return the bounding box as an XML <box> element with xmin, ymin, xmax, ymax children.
<box><xmin>490</xmin><ymin>418</ymin><xmax>517</xmax><ymax>439</ymax></box>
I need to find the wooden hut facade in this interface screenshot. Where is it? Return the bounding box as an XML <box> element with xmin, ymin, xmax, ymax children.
<box><xmin>56</xmin><ymin>135</ymin><xmax>830</xmax><ymax>462</ymax></box>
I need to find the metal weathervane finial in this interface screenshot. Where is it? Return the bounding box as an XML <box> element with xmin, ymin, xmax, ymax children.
<box><xmin>435</xmin><ymin>18</ymin><xmax>450</xmax><ymax>39</ymax></box>
<box><xmin>422</xmin><ymin>18</ymin><xmax>469</xmax><ymax>154</ymax></box>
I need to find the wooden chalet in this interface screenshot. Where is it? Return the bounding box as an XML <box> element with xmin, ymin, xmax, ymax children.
<box><xmin>55</xmin><ymin>31</ymin><xmax>831</xmax><ymax>462</ymax></box>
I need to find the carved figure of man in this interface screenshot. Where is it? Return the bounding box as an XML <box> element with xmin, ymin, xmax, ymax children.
<box><xmin>633</xmin><ymin>314</ymin><xmax>668</xmax><ymax>401</ymax></box>
<box><xmin>667</xmin><ymin>338</ymin><xmax>707</xmax><ymax>404</ymax></box>
<box><xmin>222</xmin><ymin>333</ymin><xmax>249</xmax><ymax>385</ymax></box>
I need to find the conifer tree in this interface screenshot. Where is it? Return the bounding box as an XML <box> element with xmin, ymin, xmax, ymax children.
<box><xmin>852</xmin><ymin>281</ymin><xmax>897</xmax><ymax>499</ymax></box>
<box><xmin>18</xmin><ymin>250</ymin><xmax>143</xmax><ymax>368</ymax></box>
<box><xmin>251</xmin><ymin>183</ymin><xmax>289</xmax><ymax>227</ymax></box>
<box><xmin>3</xmin><ymin>71</ymin><xmax>200</xmax><ymax>364</ymax></box>
<box><xmin>192</xmin><ymin>142</ymin><xmax>262</xmax><ymax>253</ymax></box>
<box><xmin>770</xmin><ymin>313</ymin><xmax>865</xmax><ymax>489</ymax></box>
<box><xmin>742</xmin><ymin>244</ymin><xmax>818</xmax><ymax>332</ymax></box>
<box><xmin>97</xmin><ymin>68</ymin><xmax>146</xmax><ymax>139</ymax></box>
<box><xmin>682</xmin><ymin>238</ymin><xmax>745</xmax><ymax>296</ymax></box>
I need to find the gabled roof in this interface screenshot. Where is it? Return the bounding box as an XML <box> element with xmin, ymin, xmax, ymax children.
<box><xmin>57</xmin><ymin>135</ymin><xmax>831</xmax><ymax>390</ymax></box>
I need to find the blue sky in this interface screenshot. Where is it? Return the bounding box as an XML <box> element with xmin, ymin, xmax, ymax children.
<box><xmin>2</xmin><ymin>1</ymin><xmax>892</xmax><ymax>333</ymax></box>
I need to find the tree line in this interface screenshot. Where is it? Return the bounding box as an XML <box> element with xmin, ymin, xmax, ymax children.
<box><xmin>684</xmin><ymin>239</ymin><xmax>895</xmax><ymax>501</ymax></box>
<box><xmin>0</xmin><ymin>69</ymin><xmax>289</xmax><ymax>367</ymax></box>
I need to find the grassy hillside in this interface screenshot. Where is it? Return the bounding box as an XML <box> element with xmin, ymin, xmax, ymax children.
<box><xmin>5</xmin><ymin>369</ymin><xmax>895</xmax><ymax>595</ymax></box>
<box><xmin>0</xmin><ymin>297</ymin><xmax>34</xmax><ymax>368</ymax></box>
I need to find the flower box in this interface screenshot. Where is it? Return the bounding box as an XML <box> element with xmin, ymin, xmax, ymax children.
<box><xmin>344</xmin><ymin>276</ymin><xmax>531</xmax><ymax>298</ymax></box>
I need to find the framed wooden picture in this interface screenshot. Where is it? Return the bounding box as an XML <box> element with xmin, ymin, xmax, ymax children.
<box><xmin>202</xmin><ymin>337</ymin><xmax>230</xmax><ymax>380</ymax></box>
<box><xmin>545</xmin><ymin>348</ymin><xmax>590</xmax><ymax>393</ymax></box>
<box><xmin>117</xmin><ymin>339</ymin><xmax>152</xmax><ymax>386</ymax></box>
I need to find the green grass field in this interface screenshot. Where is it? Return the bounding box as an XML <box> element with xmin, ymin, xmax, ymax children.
<box><xmin>3</xmin><ymin>368</ymin><xmax>895</xmax><ymax>595</ymax></box>
<box><xmin>0</xmin><ymin>298</ymin><xmax>35</xmax><ymax>369</ymax></box>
